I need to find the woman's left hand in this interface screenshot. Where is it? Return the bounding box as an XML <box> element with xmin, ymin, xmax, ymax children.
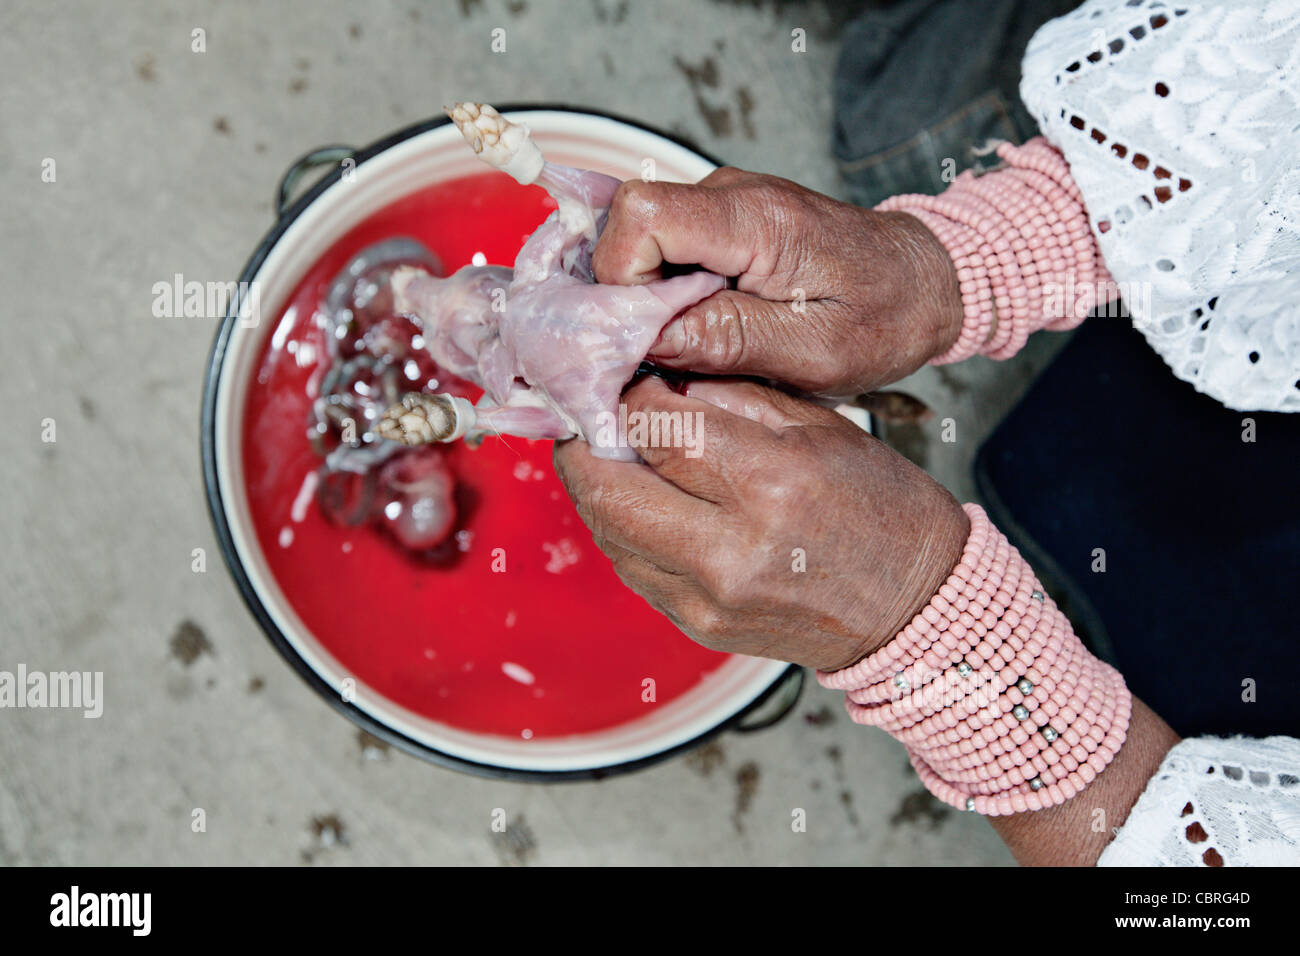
<box><xmin>552</xmin><ymin>376</ymin><xmax>970</xmax><ymax>671</ymax></box>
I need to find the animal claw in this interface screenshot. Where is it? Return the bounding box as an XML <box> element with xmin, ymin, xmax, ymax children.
<box><xmin>376</xmin><ymin>393</ymin><xmax>476</xmax><ymax>445</ymax></box>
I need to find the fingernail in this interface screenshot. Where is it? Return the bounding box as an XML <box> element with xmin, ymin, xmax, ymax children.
<box><xmin>649</xmin><ymin>319</ymin><xmax>685</xmax><ymax>358</ymax></box>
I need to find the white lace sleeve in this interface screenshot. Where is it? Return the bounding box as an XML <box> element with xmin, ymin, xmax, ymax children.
<box><xmin>1020</xmin><ymin>0</ymin><xmax>1300</xmax><ymax>412</ymax></box>
<box><xmin>1098</xmin><ymin>736</ymin><xmax>1300</xmax><ymax>865</ymax></box>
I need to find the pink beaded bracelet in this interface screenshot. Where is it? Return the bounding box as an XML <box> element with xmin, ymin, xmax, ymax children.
<box><xmin>875</xmin><ymin>138</ymin><xmax>1120</xmax><ymax>365</ymax></box>
<box><xmin>817</xmin><ymin>504</ymin><xmax>1132</xmax><ymax>816</ymax></box>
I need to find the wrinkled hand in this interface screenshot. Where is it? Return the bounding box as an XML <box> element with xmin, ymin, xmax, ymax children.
<box><xmin>592</xmin><ymin>167</ymin><xmax>964</xmax><ymax>396</ymax></box>
<box><xmin>552</xmin><ymin>376</ymin><xmax>969</xmax><ymax>671</ymax></box>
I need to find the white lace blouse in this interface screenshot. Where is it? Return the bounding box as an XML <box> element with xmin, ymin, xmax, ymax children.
<box><xmin>1021</xmin><ymin>0</ymin><xmax>1300</xmax><ymax>413</ymax></box>
<box><xmin>1099</xmin><ymin>737</ymin><xmax>1300</xmax><ymax>865</ymax></box>
<box><xmin>1020</xmin><ymin>0</ymin><xmax>1300</xmax><ymax>866</ymax></box>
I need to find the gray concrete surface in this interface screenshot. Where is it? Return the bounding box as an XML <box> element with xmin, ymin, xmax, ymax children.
<box><xmin>0</xmin><ymin>0</ymin><xmax>1069</xmax><ymax>865</ymax></box>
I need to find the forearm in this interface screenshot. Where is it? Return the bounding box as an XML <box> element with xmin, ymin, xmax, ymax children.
<box><xmin>820</xmin><ymin>503</ymin><xmax>1167</xmax><ymax>864</ymax></box>
<box><xmin>990</xmin><ymin>695</ymin><xmax>1179</xmax><ymax>865</ymax></box>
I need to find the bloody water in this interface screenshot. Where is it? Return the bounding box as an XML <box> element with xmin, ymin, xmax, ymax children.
<box><xmin>241</xmin><ymin>171</ymin><xmax>728</xmax><ymax>740</ymax></box>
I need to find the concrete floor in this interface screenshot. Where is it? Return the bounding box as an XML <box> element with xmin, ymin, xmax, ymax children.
<box><xmin>0</xmin><ymin>0</ymin><xmax>1070</xmax><ymax>865</ymax></box>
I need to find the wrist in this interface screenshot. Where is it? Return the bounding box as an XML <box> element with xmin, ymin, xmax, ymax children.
<box><xmin>990</xmin><ymin>696</ymin><xmax>1178</xmax><ymax>865</ymax></box>
<box><xmin>820</xmin><ymin>505</ymin><xmax>1134</xmax><ymax>819</ymax></box>
<box><xmin>825</xmin><ymin>494</ymin><xmax>969</xmax><ymax>672</ymax></box>
<box><xmin>877</xmin><ymin>493</ymin><xmax>970</xmax><ymax>653</ymax></box>
<box><xmin>880</xmin><ymin>210</ymin><xmax>966</xmax><ymax>364</ymax></box>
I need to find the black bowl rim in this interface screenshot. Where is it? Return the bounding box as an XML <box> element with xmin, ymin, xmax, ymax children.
<box><xmin>200</xmin><ymin>102</ymin><xmax>802</xmax><ymax>782</ymax></box>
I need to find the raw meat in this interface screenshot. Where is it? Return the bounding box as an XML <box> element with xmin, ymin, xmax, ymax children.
<box><xmin>376</xmin><ymin>103</ymin><xmax>724</xmax><ymax>461</ymax></box>
<box><xmin>309</xmin><ymin>238</ymin><xmax>461</xmax><ymax>555</ymax></box>
<box><xmin>374</xmin><ymin>450</ymin><xmax>456</xmax><ymax>551</ymax></box>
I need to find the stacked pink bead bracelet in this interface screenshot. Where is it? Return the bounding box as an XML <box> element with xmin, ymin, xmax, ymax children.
<box><xmin>876</xmin><ymin>137</ymin><xmax>1119</xmax><ymax>365</ymax></box>
<box><xmin>818</xmin><ymin>505</ymin><xmax>1131</xmax><ymax>816</ymax></box>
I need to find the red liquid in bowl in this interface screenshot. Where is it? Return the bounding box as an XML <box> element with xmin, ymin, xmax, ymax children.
<box><xmin>241</xmin><ymin>171</ymin><xmax>728</xmax><ymax>740</ymax></box>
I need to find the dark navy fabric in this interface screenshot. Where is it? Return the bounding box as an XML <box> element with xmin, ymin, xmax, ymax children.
<box><xmin>975</xmin><ymin>316</ymin><xmax>1300</xmax><ymax>738</ymax></box>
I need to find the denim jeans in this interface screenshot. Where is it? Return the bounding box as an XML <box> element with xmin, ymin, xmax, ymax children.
<box><xmin>833</xmin><ymin>0</ymin><xmax>1082</xmax><ymax>207</ymax></box>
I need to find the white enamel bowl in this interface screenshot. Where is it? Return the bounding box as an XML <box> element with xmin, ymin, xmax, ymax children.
<box><xmin>201</xmin><ymin>106</ymin><xmax>805</xmax><ymax>779</ymax></box>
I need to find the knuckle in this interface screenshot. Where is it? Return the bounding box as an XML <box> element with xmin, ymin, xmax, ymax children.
<box><xmin>688</xmin><ymin>295</ymin><xmax>746</xmax><ymax>370</ymax></box>
<box><xmin>683</xmin><ymin>602</ymin><xmax>729</xmax><ymax>648</ymax></box>
<box><xmin>752</xmin><ymin>471</ymin><xmax>799</xmax><ymax>512</ymax></box>
<box><xmin>747</xmin><ymin>178</ymin><xmax>803</xmax><ymax>223</ymax></box>
<box><xmin>740</xmin><ymin>180</ymin><xmax>816</xmax><ymax>271</ymax></box>
<box><xmin>704</xmin><ymin>165</ymin><xmax>747</xmax><ymax>185</ymax></box>
<box><xmin>610</xmin><ymin>178</ymin><xmax>662</xmax><ymax>224</ymax></box>
<box><xmin>698</xmin><ymin>553</ymin><xmax>756</xmax><ymax>610</ymax></box>
<box><xmin>713</xmin><ymin>577</ymin><xmax>752</xmax><ymax>611</ymax></box>
<box><xmin>729</xmin><ymin>449</ymin><xmax>790</xmax><ymax>498</ymax></box>
<box><xmin>745</xmin><ymin>456</ymin><xmax>817</xmax><ymax>526</ymax></box>
<box><xmin>716</xmin><ymin>306</ymin><xmax>749</xmax><ymax>372</ymax></box>
<box><xmin>752</xmin><ymin>178</ymin><xmax>794</xmax><ymax>206</ymax></box>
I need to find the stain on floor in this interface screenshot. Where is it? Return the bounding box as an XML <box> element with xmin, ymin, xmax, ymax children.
<box><xmin>492</xmin><ymin>813</ymin><xmax>537</xmax><ymax>866</ymax></box>
<box><xmin>824</xmin><ymin>744</ymin><xmax>860</xmax><ymax>828</ymax></box>
<box><xmin>736</xmin><ymin>86</ymin><xmax>757</xmax><ymax>139</ymax></box>
<box><xmin>684</xmin><ymin>740</ymin><xmax>726</xmax><ymax>777</ymax></box>
<box><xmin>672</xmin><ymin>54</ymin><xmax>758</xmax><ymax>140</ymax></box>
<box><xmin>890</xmin><ymin>788</ymin><xmax>951</xmax><ymax>831</ymax></box>
<box><xmin>858</xmin><ymin>390</ymin><xmax>934</xmax><ymax>424</ymax></box>
<box><xmin>592</xmin><ymin>0</ymin><xmax>630</xmax><ymax>25</ymax></box>
<box><xmin>301</xmin><ymin>813</ymin><xmax>349</xmax><ymax>863</ymax></box>
<box><xmin>169</xmin><ymin>620</ymin><xmax>212</xmax><ymax>666</ymax></box>
<box><xmin>311</xmin><ymin>813</ymin><xmax>347</xmax><ymax>844</ymax></box>
<box><xmin>838</xmin><ymin>788</ymin><xmax>860</xmax><ymax>827</ymax></box>
<box><xmin>803</xmin><ymin>705</ymin><xmax>834</xmax><ymax>727</ymax></box>
<box><xmin>732</xmin><ymin>761</ymin><xmax>761</xmax><ymax>832</ymax></box>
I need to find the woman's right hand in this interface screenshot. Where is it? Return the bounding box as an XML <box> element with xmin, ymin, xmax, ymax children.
<box><xmin>592</xmin><ymin>166</ymin><xmax>965</xmax><ymax>396</ymax></box>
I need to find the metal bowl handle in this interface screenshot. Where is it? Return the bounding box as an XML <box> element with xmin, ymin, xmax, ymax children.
<box><xmin>275</xmin><ymin>145</ymin><xmax>356</xmax><ymax>218</ymax></box>
<box><xmin>730</xmin><ymin>666</ymin><xmax>806</xmax><ymax>734</ymax></box>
